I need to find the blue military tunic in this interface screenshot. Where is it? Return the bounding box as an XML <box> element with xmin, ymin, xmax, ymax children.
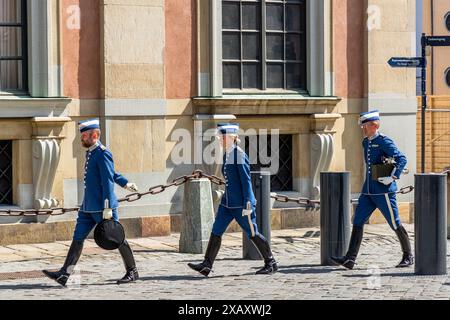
<box><xmin>353</xmin><ymin>132</ymin><xmax>407</xmax><ymax>230</ymax></box>
<box><xmin>220</xmin><ymin>145</ymin><xmax>256</xmax><ymax>209</ymax></box>
<box><xmin>74</xmin><ymin>141</ymin><xmax>129</xmax><ymax>241</ymax></box>
<box><xmin>212</xmin><ymin>145</ymin><xmax>259</xmax><ymax>238</ymax></box>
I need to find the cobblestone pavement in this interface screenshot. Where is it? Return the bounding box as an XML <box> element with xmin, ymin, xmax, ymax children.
<box><xmin>0</xmin><ymin>224</ymin><xmax>449</xmax><ymax>300</ymax></box>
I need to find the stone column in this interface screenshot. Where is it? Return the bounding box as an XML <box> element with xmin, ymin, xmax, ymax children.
<box><xmin>179</xmin><ymin>178</ymin><xmax>215</xmax><ymax>254</ymax></box>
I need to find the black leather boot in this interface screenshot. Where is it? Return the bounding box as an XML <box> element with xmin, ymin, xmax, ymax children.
<box><xmin>117</xmin><ymin>240</ymin><xmax>139</xmax><ymax>284</ymax></box>
<box><xmin>250</xmin><ymin>234</ymin><xmax>278</xmax><ymax>275</ymax></box>
<box><xmin>188</xmin><ymin>233</ymin><xmax>221</xmax><ymax>277</ymax></box>
<box><xmin>42</xmin><ymin>240</ymin><xmax>84</xmax><ymax>287</ymax></box>
<box><xmin>395</xmin><ymin>225</ymin><xmax>414</xmax><ymax>268</ymax></box>
<box><xmin>331</xmin><ymin>225</ymin><xmax>364</xmax><ymax>270</ymax></box>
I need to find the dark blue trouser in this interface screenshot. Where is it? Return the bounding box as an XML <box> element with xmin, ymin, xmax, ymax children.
<box><xmin>353</xmin><ymin>193</ymin><xmax>401</xmax><ymax>230</ymax></box>
<box><xmin>212</xmin><ymin>205</ymin><xmax>259</xmax><ymax>239</ymax></box>
<box><xmin>73</xmin><ymin>209</ymin><xmax>119</xmax><ymax>241</ymax></box>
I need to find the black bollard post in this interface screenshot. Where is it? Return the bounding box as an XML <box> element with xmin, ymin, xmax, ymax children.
<box><xmin>415</xmin><ymin>174</ymin><xmax>447</xmax><ymax>275</ymax></box>
<box><xmin>243</xmin><ymin>171</ymin><xmax>271</xmax><ymax>260</ymax></box>
<box><xmin>320</xmin><ymin>172</ymin><xmax>351</xmax><ymax>266</ymax></box>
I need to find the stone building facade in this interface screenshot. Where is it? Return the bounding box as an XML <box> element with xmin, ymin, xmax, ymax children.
<box><xmin>0</xmin><ymin>0</ymin><xmax>417</xmax><ymax>245</ymax></box>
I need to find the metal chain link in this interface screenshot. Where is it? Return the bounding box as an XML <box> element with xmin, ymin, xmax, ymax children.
<box><xmin>0</xmin><ymin>170</ymin><xmax>225</xmax><ymax>216</ymax></box>
<box><xmin>271</xmin><ymin>185</ymin><xmax>415</xmax><ymax>208</ymax></box>
<box><xmin>270</xmin><ymin>194</ymin><xmax>320</xmax><ymax>209</ymax></box>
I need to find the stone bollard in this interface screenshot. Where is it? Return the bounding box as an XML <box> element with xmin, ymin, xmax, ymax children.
<box><xmin>179</xmin><ymin>178</ymin><xmax>215</xmax><ymax>254</ymax></box>
<box><xmin>320</xmin><ymin>172</ymin><xmax>351</xmax><ymax>266</ymax></box>
<box><xmin>447</xmin><ymin>172</ymin><xmax>450</xmax><ymax>239</ymax></box>
<box><xmin>243</xmin><ymin>171</ymin><xmax>271</xmax><ymax>260</ymax></box>
<box><xmin>415</xmin><ymin>173</ymin><xmax>447</xmax><ymax>275</ymax></box>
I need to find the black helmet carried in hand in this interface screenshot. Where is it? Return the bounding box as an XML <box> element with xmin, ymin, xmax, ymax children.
<box><xmin>94</xmin><ymin>219</ymin><xmax>125</xmax><ymax>250</ymax></box>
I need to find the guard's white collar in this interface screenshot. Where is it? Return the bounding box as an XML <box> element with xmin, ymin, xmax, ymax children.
<box><xmin>88</xmin><ymin>141</ymin><xmax>100</xmax><ymax>152</ymax></box>
<box><xmin>368</xmin><ymin>131</ymin><xmax>379</xmax><ymax>141</ymax></box>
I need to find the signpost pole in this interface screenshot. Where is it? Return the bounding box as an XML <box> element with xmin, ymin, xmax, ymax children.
<box><xmin>421</xmin><ymin>33</ymin><xmax>427</xmax><ymax>173</ymax></box>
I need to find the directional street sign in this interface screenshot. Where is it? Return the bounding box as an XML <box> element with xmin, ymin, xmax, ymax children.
<box><xmin>388</xmin><ymin>57</ymin><xmax>425</xmax><ymax>68</ymax></box>
<box><xmin>426</xmin><ymin>36</ymin><xmax>450</xmax><ymax>46</ymax></box>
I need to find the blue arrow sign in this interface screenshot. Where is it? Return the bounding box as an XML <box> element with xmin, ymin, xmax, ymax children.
<box><xmin>426</xmin><ymin>36</ymin><xmax>450</xmax><ymax>46</ymax></box>
<box><xmin>388</xmin><ymin>57</ymin><xmax>425</xmax><ymax>68</ymax></box>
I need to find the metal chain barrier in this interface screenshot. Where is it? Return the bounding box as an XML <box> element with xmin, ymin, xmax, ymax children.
<box><xmin>0</xmin><ymin>170</ymin><xmax>225</xmax><ymax>217</ymax></box>
<box><xmin>271</xmin><ymin>185</ymin><xmax>415</xmax><ymax>209</ymax></box>
<box><xmin>0</xmin><ymin>168</ymin><xmax>419</xmax><ymax>216</ymax></box>
<box><xmin>270</xmin><ymin>194</ymin><xmax>320</xmax><ymax>209</ymax></box>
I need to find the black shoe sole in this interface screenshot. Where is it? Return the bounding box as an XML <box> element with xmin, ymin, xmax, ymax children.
<box><xmin>331</xmin><ymin>259</ymin><xmax>355</xmax><ymax>270</ymax></box>
<box><xmin>255</xmin><ymin>265</ymin><xmax>278</xmax><ymax>275</ymax></box>
<box><xmin>42</xmin><ymin>270</ymin><xmax>67</xmax><ymax>287</ymax></box>
<box><xmin>255</xmin><ymin>270</ymin><xmax>277</xmax><ymax>275</ymax></box>
<box><xmin>342</xmin><ymin>263</ymin><xmax>355</xmax><ymax>270</ymax></box>
<box><xmin>117</xmin><ymin>278</ymin><xmax>138</xmax><ymax>285</ymax></box>
<box><xmin>396</xmin><ymin>262</ymin><xmax>414</xmax><ymax>268</ymax></box>
<box><xmin>188</xmin><ymin>264</ymin><xmax>211</xmax><ymax>277</ymax></box>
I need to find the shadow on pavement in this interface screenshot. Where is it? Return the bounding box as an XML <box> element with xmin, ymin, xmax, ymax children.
<box><xmin>342</xmin><ymin>271</ymin><xmax>424</xmax><ymax>278</ymax></box>
<box><xmin>133</xmin><ymin>249</ymin><xmax>178</xmax><ymax>254</ymax></box>
<box><xmin>0</xmin><ymin>283</ymin><xmax>59</xmax><ymax>290</ymax></box>
<box><xmin>276</xmin><ymin>264</ymin><xmax>342</xmax><ymax>275</ymax></box>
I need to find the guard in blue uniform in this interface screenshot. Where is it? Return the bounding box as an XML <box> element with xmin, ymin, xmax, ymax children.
<box><xmin>188</xmin><ymin>123</ymin><xmax>278</xmax><ymax>276</ymax></box>
<box><xmin>332</xmin><ymin>111</ymin><xmax>414</xmax><ymax>269</ymax></box>
<box><xmin>42</xmin><ymin>119</ymin><xmax>140</xmax><ymax>286</ymax></box>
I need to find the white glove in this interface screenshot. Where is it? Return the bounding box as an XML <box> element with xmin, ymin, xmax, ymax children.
<box><xmin>377</xmin><ymin>176</ymin><xmax>395</xmax><ymax>185</ymax></box>
<box><xmin>103</xmin><ymin>199</ymin><xmax>113</xmax><ymax>220</ymax></box>
<box><xmin>125</xmin><ymin>182</ymin><xmax>139</xmax><ymax>192</ymax></box>
<box><xmin>103</xmin><ymin>199</ymin><xmax>112</xmax><ymax>220</ymax></box>
<box><xmin>103</xmin><ymin>208</ymin><xmax>113</xmax><ymax>220</ymax></box>
<box><xmin>242</xmin><ymin>201</ymin><xmax>253</xmax><ymax>216</ymax></box>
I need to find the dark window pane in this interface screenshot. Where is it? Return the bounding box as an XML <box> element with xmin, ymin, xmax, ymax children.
<box><xmin>222</xmin><ymin>2</ymin><xmax>240</xmax><ymax>30</ymax></box>
<box><xmin>286</xmin><ymin>4</ymin><xmax>302</xmax><ymax>31</ymax></box>
<box><xmin>446</xmin><ymin>67</ymin><xmax>450</xmax><ymax>87</ymax></box>
<box><xmin>285</xmin><ymin>34</ymin><xmax>301</xmax><ymax>60</ymax></box>
<box><xmin>266</xmin><ymin>4</ymin><xmax>283</xmax><ymax>31</ymax></box>
<box><xmin>0</xmin><ymin>59</ymin><xmax>23</xmax><ymax>90</ymax></box>
<box><xmin>446</xmin><ymin>12</ymin><xmax>450</xmax><ymax>32</ymax></box>
<box><xmin>222</xmin><ymin>32</ymin><xmax>240</xmax><ymax>60</ymax></box>
<box><xmin>286</xmin><ymin>63</ymin><xmax>305</xmax><ymax>89</ymax></box>
<box><xmin>266</xmin><ymin>34</ymin><xmax>283</xmax><ymax>60</ymax></box>
<box><xmin>223</xmin><ymin>63</ymin><xmax>241</xmax><ymax>89</ymax></box>
<box><xmin>0</xmin><ymin>140</ymin><xmax>13</xmax><ymax>205</ymax></box>
<box><xmin>0</xmin><ymin>27</ymin><xmax>21</xmax><ymax>56</ymax></box>
<box><xmin>242</xmin><ymin>3</ymin><xmax>260</xmax><ymax>30</ymax></box>
<box><xmin>244</xmin><ymin>135</ymin><xmax>293</xmax><ymax>192</ymax></box>
<box><xmin>0</xmin><ymin>0</ymin><xmax>22</xmax><ymax>23</ymax></box>
<box><xmin>267</xmin><ymin>64</ymin><xmax>284</xmax><ymax>88</ymax></box>
<box><xmin>242</xmin><ymin>33</ymin><xmax>260</xmax><ymax>60</ymax></box>
<box><xmin>243</xmin><ymin>63</ymin><xmax>261</xmax><ymax>89</ymax></box>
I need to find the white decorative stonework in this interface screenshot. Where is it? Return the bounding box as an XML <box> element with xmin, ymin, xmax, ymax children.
<box><xmin>310</xmin><ymin>133</ymin><xmax>334</xmax><ymax>199</ymax></box>
<box><xmin>309</xmin><ymin>113</ymin><xmax>341</xmax><ymax>199</ymax></box>
<box><xmin>32</xmin><ymin>138</ymin><xmax>60</xmax><ymax>209</ymax></box>
<box><xmin>31</xmin><ymin>117</ymin><xmax>70</xmax><ymax>210</ymax></box>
